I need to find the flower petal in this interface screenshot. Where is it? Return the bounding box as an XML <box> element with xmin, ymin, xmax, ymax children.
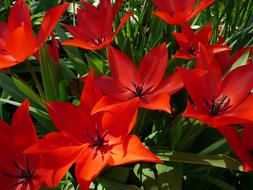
<box><xmin>80</xmin><ymin>70</ymin><xmax>103</xmax><ymax>114</ymax></box>
<box><xmin>220</xmin><ymin>64</ymin><xmax>253</xmax><ymax>107</ymax></box>
<box><xmin>108</xmin><ymin>46</ymin><xmax>138</xmax><ymax>86</ymax></box>
<box><xmin>109</xmin><ymin>135</ymin><xmax>161</xmax><ymax>165</ymax></box>
<box><xmin>189</xmin><ymin>0</ymin><xmax>215</xmax><ymax>21</ymax></box>
<box><xmin>47</xmin><ymin>102</ymin><xmax>94</xmax><ymax>144</ymax></box>
<box><xmin>139</xmin><ymin>43</ymin><xmax>168</xmax><ymax>89</ymax></box>
<box><xmin>36</xmin><ymin>3</ymin><xmax>69</xmax><ymax>48</ymax></box>
<box><xmin>11</xmin><ymin>99</ymin><xmax>37</xmax><ymax>149</ymax></box>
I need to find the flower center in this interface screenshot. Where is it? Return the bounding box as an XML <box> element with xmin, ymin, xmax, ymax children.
<box><xmin>3</xmin><ymin>157</ymin><xmax>35</xmax><ymax>189</ymax></box>
<box><xmin>248</xmin><ymin>148</ymin><xmax>253</xmax><ymax>157</ymax></box>
<box><xmin>126</xmin><ymin>82</ymin><xmax>154</xmax><ymax>98</ymax></box>
<box><xmin>93</xmin><ymin>35</ymin><xmax>106</xmax><ymax>46</ymax></box>
<box><xmin>205</xmin><ymin>95</ymin><xmax>232</xmax><ymax>116</ymax></box>
<box><xmin>86</xmin><ymin>124</ymin><xmax>108</xmax><ymax>148</ymax></box>
<box><xmin>188</xmin><ymin>47</ymin><xmax>196</xmax><ymax>55</ymax></box>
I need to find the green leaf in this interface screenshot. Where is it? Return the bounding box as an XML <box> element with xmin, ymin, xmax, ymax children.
<box><xmin>190</xmin><ymin>174</ymin><xmax>237</xmax><ymax>190</ymax></box>
<box><xmin>103</xmin><ymin>167</ymin><xmax>129</xmax><ymax>184</ymax></box>
<box><xmin>97</xmin><ymin>177</ymin><xmax>140</xmax><ymax>190</ymax></box>
<box><xmin>40</xmin><ymin>45</ymin><xmax>63</xmax><ymax>101</ymax></box>
<box><xmin>156</xmin><ymin>163</ymin><xmax>182</xmax><ymax>190</ymax></box>
<box><xmin>12</xmin><ymin>77</ymin><xmax>45</xmax><ymax>108</ymax></box>
<box><xmin>133</xmin><ymin>163</ymin><xmax>159</xmax><ymax>190</ymax></box>
<box><xmin>228</xmin><ymin>50</ymin><xmax>250</xmax><ymax>72</ymax></box>
<box><xmin>152</xmin><ymin>150</ymin><xmax>243</xmax><ymax>171</ymax></box>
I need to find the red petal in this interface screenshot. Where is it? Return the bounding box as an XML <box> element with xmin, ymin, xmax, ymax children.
<box><xmin>109</xmin><ymin>135</ymin><xmax>161</xmax><ymax>165</ymax></box>
<box><xmin>11</xmin><ymin>99</ymin><xmax>37</xmax><ymax>149</ymax></box>
<box><xmin>140</xmin><ymin>93</ymin><xmax>171</xmax><ymax>113</ymax></box>
<box><xmin>91</xmin><ymin>96</ymin><xmax>119</xmax><ymax>114</ymax></box>
<box><xmin>5</xmin><ymin>23</ymin><xmax>36</xmax><ymax>62</ymax></box>
<box><xmin>95</xmin><ymin>76</ymin><xmax>132</xmax><ymax>101</ymax></box>
<box><xmin>152</xmin><ymin>11</ymin><xmax>186</xmax><ymax>25</ymax></box>
<box><xmin>108</xmin><ymin>46</ymin><xmax>138</xmax><ymax>86</ymax></box>
<box><xmin>8</xmin><ymin>0</ymin><xmax>32</xmax><ymax>32</ymax></box>
<box><xmin>36</xmin><ymin>3</ymin><xmax>69</xmax><ymax>48</ymax></box>
<box><xmin>153</xmin><ymin>72</ymin><xmax>184</xmax><ymax>95</ymax></box>
<box><xmin>102</xmin><ymin>98</ymin><xmax>139</xmax><ymax>136</ymax></box>
<box><xmin>242</xmin><ymin>124</ymin><xmax>253</xmax><ymax>152</ymax></box>
<box><xmin>189</xmin><ymin>0</ymin><xmax>215</xmax><ymax>21</ymax></box>
<box><xmin>139</xmin><ymin>43</ymin><xmax>168</xmax><ymax>89</ymax></box>
<box><xmin>196</xmin><ymin>24</ymin><xmax>212</xmax><ymax>44</ymax></box>
<box><xmin>220</xmin><ymin>64</ymin><xmax>253</xmax><ymax>107</ymax></box>
<box><xmin>75</xmin><ymin>147</ymin><xmax>110</xmax><ymax>182</ymax></box>
<box><xmin>61</xmin><ymin>38</ymin><xmax>97</xmax><ymax>50</ymax></box>
<box><xmin>80</xmin><ymin>70</ymin><xmax>103</xmax><ymax>114</ymax></box>
<box><xmin>111</xmin><ymin>12</ymin><xmax>133</xmax><ymax>39</ymax></box>
<box><xmin>177</xmin><ymin>67</ymin><xmax>208</xmax><ymax>112</ymax></box>
<box><xmin>47</xmin><ymin>102</ymin><xmax>94</xmax><ymax>144</ymax></box>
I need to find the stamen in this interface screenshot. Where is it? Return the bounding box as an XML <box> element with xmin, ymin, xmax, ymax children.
<box><xmin>205</xmin><ymin>95</ymin><xmax>232</xmax><ymax>116</ymax></box>
<box><xmin>125</xmin><ymin>82</ymin><xmax>154</xmax><ymax>98</ymax></box>
<box><xmin>188</xmin><ymin>47</ymin><xmax>196</xmax><ymax>55</ymax></box>
<box><xmin>93</xmin><ymin>34</ymin><xmax>106</xmax><ymax>46</ymax></box>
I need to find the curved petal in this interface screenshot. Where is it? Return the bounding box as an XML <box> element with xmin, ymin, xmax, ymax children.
<box><xmin>177</xmin><ymin>67</ymin><xmax>208</xmax><ymax>112</ymax></box>
<box><xmin>196</xmin><ymin>24</ymin><xmax>212</xmax><ymax>44</ymax></box>
<box><xmin>80</xmin><ymin>70</ymin><xmax>103</xmax><ymax>114</ymax></box>
<box><xmin>8</xmin><ymin>0</ymin><xmax>33</xmax><ymax>32</ymax></box>
<box><xmin>61</xmin><ymin>38</ymin><xmax>97</xmax><ymax>50</ymax></box>
<box><xmin>174</xmin><ymin>51</ymin><xmax>194</xmax><ymax>59</ymax></box>
<box><xmin>36</xmin><ymin>3</ymin><xmax>70</xmax><ymax>48</ymax></box>
<box><xmin>188</xmin><ymin>0</ymin><xmax>215</xmax><ymax>21</ymax></box>
<box><xmin>11</xmin><ymin>99</ymin><xmax>37</xmax><ymax>149</ymax></box>
<box><xmin>109</xmin><ymin>135</ymin><xmax>161</xmax><ymax>165</ymax></box>
<box><xmin>139</xmin><ymin>43</ymin><xmax>168</xmax><ymax>89</ymax></box>
<box><xmin>108</xmin><ymin>45</ymin><xmax>138</xmax><ymax>87</ymax></box>
<box><xmin>153</xmin><ymin>72</ymin><xmax>183</xmax><ymax>95</ymax></box>
<box><xmin>102</xmin><ymin>98</ymin><xmax>139</xmax><ymax>136</ymax></box>
<box><xmin>220</xmin><ymin>64</ymin><xmax>253</xmax><ymax>107</ymax></box>
<box><xmin>141</xmin><ymin>93</ymin><xmax>171</xmax><ymax>113</ymax></box>
<box><xmin>5</xmin><ymin>23</ymin><xmax>36</xmax><ymax>62</ymax></box>
<box><xmin>92</xmin><ymin>96</ymin><xmax>119</xmax><ymax>114</ymax></box>
<box><xmin>152</xmin><ymin>11</ymin><xmax>186</xmax><ymax>25</ymax></box>
<box><xmin>47</xmin><ymin>102</ymin><xmax>94</xmax><ymax>144</ymax></box>
<box><xmin>75</xmin><ymin>148</ymin><xmax>110</xmax><ymax>183</ymax></box>
<box><xmin>95</xmin><ymin>75</ymin><xmax>132</xmax><ymax>101</ymax></box>
<box><xmin>111</xmin><ymin>12</ymin><xmax>133</xmax><ymax>39</ymax></box>
<box><xmin>242</xmin><ymin>124</ymin><xmax>253</xmax><ymax>152</ymax></box>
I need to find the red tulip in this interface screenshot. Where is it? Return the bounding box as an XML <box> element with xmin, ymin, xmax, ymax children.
<box><xmin>62</xmin><ymin>0</ymin><xmax>133</xmax><ymax>50</ymax></box>
<box><xmin>26</xmin><ymin>71</ymin><xmax>161</xmax><ymax>189</ymax></box>
<box><xmin>218</xmin><ymin>124</ymin><xmax>253</xmax><ymax>171</ymax></box>
<box><xmin>177</xmin><ymin>44</ymin><xmax>253</xmax><ymax>127</ymax></box>
<box><xmin>0</xmin><ymin>100</ymin><xmax>49</xmax><ymax>189</ymax></box>
<box><xmin>172</xmin><ymin>23</ymin><xmax>230</xmax><ymax>59</ymax></box>
<box><xmin>152</xmin><ymin>0</ymin><xmax>215</xmax><ymax>25</ymax></box>
<box><xmin>94</xmin><ymin>43</ymin><xmax>183</xmax><ymax>113</ymax></box>
<box><xmin>0</xmin><ymin>0</ymin><xmax>69</xmax><ymax>69</ymax></box>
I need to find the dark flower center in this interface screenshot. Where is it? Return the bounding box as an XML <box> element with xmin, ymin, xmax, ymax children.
<box><xmin>188</xmin><ymin>47</ymin><xmax>196</xmax><ymax>55</ymax></box>
<box><xmin>205</xmin><ymin>95</ymin><xmax>232</xmax><ymax>116</ymax></box>
<box><xmin>126</xmin><ymin>82</ymin><xmax>154</xmax><ymax>98</ymax></box>
<box><xmin>3</xmin><ymin>157</ymin><xmax>35</xmax><ymax>189</ymax></box>
<box><xmin>93</xmin><ymin>35</ymin><xmax>106</xmax><ymax>46</ymax></box>
<box><xmin>86</xmin><ymin>124</ymin><xmax>108</xmax><ymax>148</ymax></box>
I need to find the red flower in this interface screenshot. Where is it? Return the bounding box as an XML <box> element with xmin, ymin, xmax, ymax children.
<box><xmin>152</xmin><ymin>0</ymin><xmax>215</xmax><ymax>25</ymax></box>
<box><xmin>172</xmin><ymin>23</ymin><xmax>230</xmax><ymax>59</ymax></box>
<box><xmin>62</xmin><ymin>0</ymin><xmax>133</xmax><ymax>50</ymax></box>
<box><xmin>26</xmin><ymin>71</ymin><xmax>161</xmax><ymax>189</ymax></box>
<box><xmin>215</xmin><ymin>37</ymin><xmax>252</xmax><ymax>73</ymax></box>
<box><xmin>94</xmin><ymin>43</ymin><xmax>183</xmax><ymax>113</ymax></box>
<box><xmin>0</xmin><ymin>0</ymin><xmax>69</xmax><ymax>69</ymax></box>
<box><xmin>0</xmin><ymin>100</ymin><xmax>43</xmax><ymax>189</ymax></box>
<box><xmin>218</xmin><ymin>124</ymin><xmax>253</xmax><ymax>171</ymax></box>
<box><xmin>177</xmin><ymin>44</ymin><xmax>253</xmax><ymax>127</ymax></box>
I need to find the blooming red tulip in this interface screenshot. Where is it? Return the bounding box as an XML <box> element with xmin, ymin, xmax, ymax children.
<box><xmin>0</xmin><ymin>100</ymin><xmax>44</xmax><ymax>189</ymax></box>
<box><xmin>26</xmin><ymin>71</ymin><xmax>161</xmax><ymax>189</ymax></box>
<box><xmin>62</xmin><ymin>0</ymin><xmax>133</xmax><ymax>50</ymax></box>
<box><xmin>172</xmin><ymin>23</ymin><xmax>230</xmax><ymax>59</ymax></box>
<box><xmin>152</xmin><ymin>0</ymin><xmax>215</xmax><ymax>25</ymax></box>
<box><xmin>218</xmin><ymin>124</ymin><xmax>253</xmax><ymax>171</ymax></box>
<box><xmin>0</xmin><ymin>0</ymin><xmax>69</xmax><ymax>69</ymax></box>
<box><xmin>177</xmin><ymin>44</ymin><xmax>253</xmax><ymax>127</ymax></box>
<box><xmin>94</xmin><ymin>43</ymin><xmax>183</xmax><ymax>113</ymax></box>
